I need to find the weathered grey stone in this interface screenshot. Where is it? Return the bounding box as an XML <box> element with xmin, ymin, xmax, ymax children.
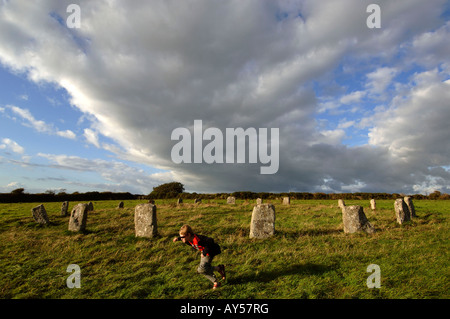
<box><xmin>283</xmin><ymin>197</ymin><xmax>290</xmax><ymax>205</ymax></box>
<box><xmin>227</xmin><ymin>196</ymin><xmax>235</xmax><ymax>204</ymax></box>
<box><xmin>256</xmin><ymin>198</ymin><xmax>263</xmax><ymax>205</ymax></box>
<box><xmin>338</xmin><ymin>199</ymin><xmax>345</xmax><ymax>210</ymax></box>
<box><xmin>177</xmin><ymin>198</ymin><xmax>183</xmax><ymax>205</ymax></box>
<box><xmin>250</xmin><ymin>204</ymin><xmax>276</xmax><ymax>239</ymax></box>
<box><xmin>87</xmin><ymin>202</ymin><xmax>94</xmax><ymax>211</ymax></box>
<box><xmin>404</xmin><ymin>197</ymin><xmax>416</xmax><ymax>218</ymax></box>
<box><xmin>370</xmin><ymin>199</ymin><xmax>376</xmax><ymax>210</ymax></box>
<box><xmin>194</xmin><ymin>198</ymin><xmax>202</xmax><ymax>204</ymax></box>
<box><xmin>61</xmin><ymin>201</ymin><xmax>69</xmax><ymax>216</ymax></box>
<box><xmin>117</xmin><ymin>201</ymin><xmax>124</xmax><ymax>209</ymax></box>
<box><xmin>394</xmin><ymin>199</ymin><xmax>410</xmax><ymax>224</ymax></box>
<box><xmin>342</xmin><ymin>205</ymin><xmax>375</xmax><ymax>234</ymax></box>
<box><xmin>32</xmin><ymin>204</ymin><xmax>49</xmax><ymax>225</ymax></box>
<box><xmin>68</xmin><ymin>203</ymin><xmax>88</xmax><ymax>232</ymax></box>
<box><xmin>134</xmin><ymin>203</ymin><xmax>157</xmax><ymax>238</ymax></box>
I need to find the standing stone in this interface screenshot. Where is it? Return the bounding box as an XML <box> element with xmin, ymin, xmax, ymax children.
<box><xmin>61</xmin><ymin>201</ymin><xmax>69</xmax><ymax>216</ymax></box>
<box><xmin>87</xmin><ymin>202</ymin><xmax>94</xmax><ymax>211</ymax></box>
<box><xmin>283</xmin><ymin>197</ymin><xmax>290</xmax><ymax>205</ymax></box>
<box><xmin>177</xmin><ymin>198</ymin><xmax>183</xmax><ymax>205</ymax></box>
<box><xmin>250</xmin><ymin>204</ymin><xmax>276</xmax><ymax>239</ymax></box>
<box><xmin>404</xmin><ymin>197</ymin><xmax>416</xmax><ymax>218</ymax></box>
<box><xmin>394</xmin><ymin>199</ymin><xmax>411</xmax><ymax>224</ymax></box>
<box><xmin>148</xmin><ymin>199</ymin><xmax>155</xmax><ymax>204</ymax></box>
<box><xmin>68</xmin><ymin>203</ymin><xmax>88</xmax><ymax>232</ymax></box>
<box><xmin>338</xmin><ymin>199</ymin><xmax>345</xmax><ymax>210</ymax></box>
<box><xmin>134</xmin><ymin>203</ymin><xmax>158</xmax><ymax>238</ymax></box>
<box><xmin>370</xmin><ymin>199</ymin><xmax>376</xmax><ymax>210</ymax></box>
<box><xmin>227</xmin><ymin>196</ymin><xmax>235</xmax><ymax>204</ymax></box>
<box><xmin>194</xmin><ymin>198</ymin><xmax>202</xmax><ymax>204</ymax></box>
<box><xmin>117</xmin><ymin>201</ymin><xmax>124</xmax><ymax>209</ymax></box>
<box><xmin>342</xmin><ymin>205</ymin><xmax>375</xmax><ymax>234</ymax></box>
<box><xmin>32</xmin><ymin>204</ymin><xmax>49</xmax><ymax>225</ymax></box>
<box><xmin>256</xmin><ymin>198</ymin><xmax>263</xmax><ymax>205</ymax></box>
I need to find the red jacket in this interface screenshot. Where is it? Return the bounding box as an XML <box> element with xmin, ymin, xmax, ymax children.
<box><xmin>182</xmin><ymin>234</ymin><xmax>221</xmax><ymax>257</ymax></box>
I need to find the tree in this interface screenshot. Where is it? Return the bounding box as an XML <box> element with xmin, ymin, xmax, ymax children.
<box><xmin>11</xmin><ymin>188</ymin><xmax>25</xmax><ymax>195</ymax></box>
<box><xmin>149</xmin><ymin>182</ymin><xmax>185</xmax><ymax>199</ymax></box>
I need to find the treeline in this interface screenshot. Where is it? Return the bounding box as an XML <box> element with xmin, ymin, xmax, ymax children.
<box><xmin>1</xmin><ymin>188</ymin><xmax>448</xmax><ymax>203</ymax></box>
<box><xmin>175</xmin><ymin>190</ymin><xmax>449</xmax><ymax>201</ymax></box>
<box><xmin>0</xmin><ymin>189</ymin><xmax>136</xmax><ymax>203</ymax></box>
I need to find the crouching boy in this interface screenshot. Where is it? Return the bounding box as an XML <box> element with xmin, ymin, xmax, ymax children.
<box><xmin>173</xmin><ymin>224</ymin><xmax>225</xmax><ymax>289</ymax></box>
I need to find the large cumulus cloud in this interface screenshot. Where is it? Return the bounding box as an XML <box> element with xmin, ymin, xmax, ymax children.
<box><xmin>0</xmin><ymin>0</ymin><xmax>448</xmax><ymax>193</ymax></box>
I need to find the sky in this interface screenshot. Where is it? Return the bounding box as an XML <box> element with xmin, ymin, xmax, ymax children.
<box><xmin>0</xmin><ymin>0</ymin><xmax>449</xmax><ymax>195</ymax></box>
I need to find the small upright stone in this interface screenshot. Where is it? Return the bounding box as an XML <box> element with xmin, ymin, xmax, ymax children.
<box><xmin>283</xmin><ymin>197</ymin><xmax>290</xmax><ymax>205</ymax></box>
<box><xmin>32</xmin><ymin>204</ymin><xmax>49</xmax><ymax>225</ymax></box>
<box><xmin>342</xmin><ymin>205</ymin><xmax>375</xmax><ymax>234</ymax></box>
<box><xmin>117</xmin><ymin>201</ymin><xmax>124</xmax><ymax>209</ymax></box>
<box><xmin>250</xmin><ymin>204</ymin><xmax>276</xmax><ymax>239</ymax></box>
<box><xmin>87</xmin><ymin>202</ymin><xmax>94</xmax><ymax>211</ymax></box>
<box><xmin>338</xmin><ymin>199</ymin><xmax>345</xmax><ymax>210</ymax></box>
<box><xmin>177</xmin><ymin>198</ymin><xmax>183</xmax><ymax>205</ymax></box>
<box><xmin>134</xmin><ymin>203</ymin><xmax>158</xmax><ymax>238</ymax></box>
<box><xmin>394</xmin><ymin>199</ymin><xmax>411</xmax><ymax>224</ymax></box>
<box><xmin>61</xmin><ymin>201</ymin><xmax>69</xmax><ymax>216</ymax></box>
<box><xmin>404</xmin><ymin>197</ymin><xmax>416</xmax><ymax>218</ymax></box>
<box><xmin>194</xmin><ymin>198</ymin><xmax>202</xmax><ymax>204</ymax></box>
<box><xmin>227</xmin><ymin>196</ymin><xmax>235</xmax><ymax>204</ymax></box>
<box><xmin>370</xmin><ymin>199</ymin><xmax>376</xmax><ymax>210</ymax></box>
<box><xmin>68</xmin><ymin>203</ymin><xmax>88</xmax><ymax>232</ymax></box>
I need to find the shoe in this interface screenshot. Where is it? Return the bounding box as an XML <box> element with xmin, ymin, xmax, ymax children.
<box><xmin>218</xmin><ymin>264</ymin><xmax>226</xmax><ymax>280</ymax></box>
<box><xmin>213</xmin><ymin>282</ymin><xmax>221</xmax><ymax>290</ymax></box>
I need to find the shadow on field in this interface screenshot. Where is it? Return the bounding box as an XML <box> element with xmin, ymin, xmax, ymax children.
<box><xmin>227</xmin><ymin>263</ymin><xmax>330</xmax><ymax>284</ymax></box>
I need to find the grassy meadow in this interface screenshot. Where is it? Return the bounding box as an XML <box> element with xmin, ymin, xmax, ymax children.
<box><xmin>0</xmin><ymin>198</ymin><xmax>448</xmax><ymax>299</ymax></box>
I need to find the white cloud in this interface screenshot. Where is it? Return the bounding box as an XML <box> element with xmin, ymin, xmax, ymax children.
<box><xmin>83</xmin><ymin>128</ymin><xmax>100</xmax><ymax>148</ymax></box>
<box><xmin>0</xmin><ymin>138</ymin><xmax>25</xmax><ymax>154</ymax></box>
<box><xmin>365</xmin><ymin>67</ymin><xmax>398</xmax><ymax>97</ymax></box>
<box><xmin>5</xmin><ymin>105</ymin><xmax>76</xmax><ymax>139</ymax></box>
<box><xmin>340</xmin><ymin>91</ymin><xmax>365</xmax><ymax>105</ymax></box>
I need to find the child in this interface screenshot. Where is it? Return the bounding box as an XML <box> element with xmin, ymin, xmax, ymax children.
<box><xmin>173</xmin><ymin>224</ymin><xmax>225</xmax><ymax>289</ymax></box>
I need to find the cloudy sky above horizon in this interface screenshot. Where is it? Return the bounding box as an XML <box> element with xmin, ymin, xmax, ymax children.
<box><xmin>0</xmin><ymin>0</ymin><xmax>449</xmax><ymax>195</ymax></box>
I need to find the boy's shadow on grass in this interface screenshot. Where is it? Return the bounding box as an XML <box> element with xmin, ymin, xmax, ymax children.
<box><xmin>227</xmin><ymin>263</ymin><xmax>331</xmax><ymax>285</ymax></box>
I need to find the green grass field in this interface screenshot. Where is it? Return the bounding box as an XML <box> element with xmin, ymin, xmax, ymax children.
<box><xmin>0</xmin><ymin>199</ymin><xmax>448</xmax><ymax>299</ymax></box>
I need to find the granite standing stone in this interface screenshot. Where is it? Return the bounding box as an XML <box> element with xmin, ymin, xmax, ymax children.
<box><xmin>250</xmin><ymin>204</ymin><xmax>276</xmax><ymax>239</ymax></box>
<box><xmin>370</xmin><ymin>199</ymin><xmax>376</xmax><ymax>210</ymax></box>
<box><xmin>342</xmin><ymin>205</ymin><xmax>375</xmax><ymax>234</ymax></box>
<box><xmin>177</xmin><ymin>198</ymin><xmax>183</xmax><ymax>205</ymax></box>
<box><xmin>404</xmin><ymin>197</ymin><xmax>416</xmax><ymax>218</ymax></box>
<box><xmin>338</xmin><ymin>199</ymin><xmax>345</xmax><ymax>210</ymax></box>
<box><xmin>227</xmin><ymin>196</ymin><xmax>236</xmax><ymax>204</ymax></box>
<box><xmin>394</xmin><ymin>198</ymin><xmax>411</xmax><ymax>224</ymax></box>
<box><xmin>194</xmin><ymin>198</ymin><xmax>202</xmax><ymax>204</ymax></box>
<box><xmin>61</xmin><ymin>201</ymin><xmax>69</xmax><ymax>216</ymax></box>
<box><xmin>32</xmin><ymin>204</ymin><xmax>50</xmax><ymax>225</ymax></box>
<box><xmin>87</xmin><ymin>202</ymin><xmax>94</xmax><ymax>211</ymax></box>
<box><xmin>117</xmin><ymin>201</ymin><xmax>124</xmax><ymax>209</ymax></box>
<box><xmin>134</xmin><ymin>203</ymin><xmax>158</xmax><ymax>238</ymax></box>
<box><xmin>68</xmin><ymin>203</ymin><xmax>88</xmax><ymax>232</ymax></box>
<box><xmin>283</xmin><ymin>197</ymin><xmax>290</xmax><ymax>205</ymax></box>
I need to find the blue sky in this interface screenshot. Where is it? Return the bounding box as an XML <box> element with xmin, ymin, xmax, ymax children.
<box><xmin>0</xmin><ymin>0</ymin><xmax>449</xmax><ymax>195</ymax></box>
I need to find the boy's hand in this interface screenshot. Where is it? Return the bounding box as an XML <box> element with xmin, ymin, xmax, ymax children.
<box><xmin>173</xmin><ymin>237</ymin><xmax>179</xmax><ymax>242</ymax></box>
